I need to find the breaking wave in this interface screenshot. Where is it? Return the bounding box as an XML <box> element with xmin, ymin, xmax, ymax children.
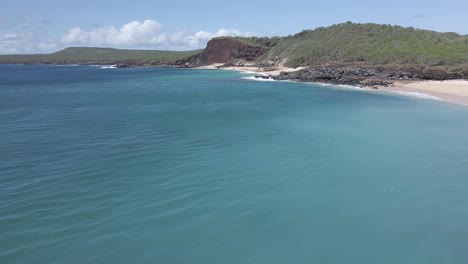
<box><xmin>241</xmin><ymin>76</ymin><xmax>276</xmax><ymax>82</ymax></box>
<box><xmin>100</xmin><ymin>65</ymin><xmax>117</xmax><ymax>69</ymax></box>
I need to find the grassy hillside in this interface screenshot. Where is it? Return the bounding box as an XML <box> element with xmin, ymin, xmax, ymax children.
<box><xmin>259</xmin><ymin>22</ymin><xmax>468</xmax><ymax>68</ymax></box>
<box><xmin>0</xmin><ymin>47</ymin><xmax>202</xmax><ymax>65</ymax></box>
<box><xmin>230</xmin><ymin>36</ymin><xmax>281</xmax><ymax>48</ymax></box>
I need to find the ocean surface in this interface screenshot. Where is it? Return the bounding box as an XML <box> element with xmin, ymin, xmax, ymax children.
<box><xmin>1</xmin><ymin>64</ymin><xmax>468</xmax><ymax>264</ymax></box>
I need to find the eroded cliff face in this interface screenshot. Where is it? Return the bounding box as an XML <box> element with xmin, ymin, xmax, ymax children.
<box><xmin>176</xmin><ymin>38</ymin><xmax>269</xmax><ymax>67</ymax></box>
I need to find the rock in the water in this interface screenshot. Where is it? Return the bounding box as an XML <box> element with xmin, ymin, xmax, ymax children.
<box><xmin>115</xmin><ymin>63</ymin><xmax>129</xmax><ymax>68</ymax></box>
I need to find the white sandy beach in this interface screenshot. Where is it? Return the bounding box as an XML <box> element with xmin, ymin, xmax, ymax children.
<box><xmin>222</xmin><ymin>66</ymin><xmax>307</xmax><ymax>76</ymax></box>
<box><xmin>379</xmin><ymin>80</ymin><xmax>468</xmax><ymax>105</ymax></box>
<box><xmin>197</xmin><ymin>64</ymin><xmax>306</xmax><ymax>77</ymax></box>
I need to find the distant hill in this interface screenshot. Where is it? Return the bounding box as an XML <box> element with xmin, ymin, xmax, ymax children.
<box><xmin>0</xmin><ymin>47</ymin><xmax>202</xmax><ymax>65</ymax></box>
<box><xmin>260</xmin><ymin>22</ymin><xmax>468</xmax><ymax>68</ymax></box>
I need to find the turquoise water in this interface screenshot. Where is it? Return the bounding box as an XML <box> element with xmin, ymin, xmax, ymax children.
<box><xmin>1</xmin><ymin>65</ymin><xmax>468</xmax><ymax>263</ymax></box>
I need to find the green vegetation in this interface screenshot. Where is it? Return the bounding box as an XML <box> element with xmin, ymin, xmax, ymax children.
<box><xmin>0</xmin><ymin>47</ymin><xmax>202</xmax><ymax>65</ymax></box>
<box><xmin>229</xmin><ymin>36</ymin><xmax>281</xmax><ymax>48</ymax></box>
<box><xmin>259</xmin><ymin>22</ymin><xmax>468</xmax><ymax>68</ymax></box>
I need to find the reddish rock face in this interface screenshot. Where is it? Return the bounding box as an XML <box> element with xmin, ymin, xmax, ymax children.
<box><xmin>177</xmin><ymin>37</ymin><xmax>268</xmax><ymax>67</ymax></box>
<box><xmin>202</xmin><ymin>38</ymin><xmax>267</xmax><ymax>64</ymax></box>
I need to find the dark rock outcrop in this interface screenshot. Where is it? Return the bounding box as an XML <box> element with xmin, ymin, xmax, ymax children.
<box><xmin>274</xmin><ymin>66</ymin><xmax>465</xmax><ymax>87</ymax></box>
<box><xmin>115</xmin><ymin>63</ymin><xmax>129</xmax><ymax>68</ymax></box>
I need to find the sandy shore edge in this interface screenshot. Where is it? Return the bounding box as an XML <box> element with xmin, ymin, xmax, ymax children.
<box><xmin>378</xmin><ymin>80</ymin><xmax>468</xmax><ymax>106</ymax></box>
<box><xmin>196</xmin><ymin>64</ymin><xmax>306</xmax><ymax>77</ymax></box>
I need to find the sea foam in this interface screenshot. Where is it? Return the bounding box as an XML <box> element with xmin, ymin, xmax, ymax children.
<box><xmin>240</xmin><ymin>70</ymin><xmax>268</xmax><ymax>75</ymax></box>
<box><xmin>100</xmin><ymin>65</ymin><xmax>117</xmax><ymax>69</ymax></box>
<box><xmin>394</xmin><ymin>91</ymin><xmax>441</xmax><ymax>101</ymax></box>
<box><xmin>241</xmin><ymin>76</ymin><xmax>276</xmax><ymax>82</ymax></box>
<box><xmin>312</xmin><ymin>82</ymin><xmax>372</xmax><ymax>91</ymax></box>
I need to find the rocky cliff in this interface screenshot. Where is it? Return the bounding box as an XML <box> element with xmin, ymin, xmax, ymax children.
<box><xmin>176</xmin><ymin>37</ymin><xmax>270</xmax><ymax>67</ymax></box>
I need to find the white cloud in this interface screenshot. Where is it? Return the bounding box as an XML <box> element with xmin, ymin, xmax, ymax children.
<box><xmin>0</xmin><ymin>19</ymin><xmax>260</xmax><ymax>54</ymax></box>
<box><xmin>60</xmin><ymin>20</ymin><xmax>257</xmax><ymax>50</ymax></box>
<box><xmin>61</xmin><ymin>19</ymin><xmax>166</xmax><ymax>48</ymax></box>
<box><xmin>0</xmin><ymin>32</ymin><xmax>56</xmax><ymax>54</ymax></box>
<box><xmin>169</xmin><ymin>30</ymin><xmax>186</xmax><ymax>45</ymax></box>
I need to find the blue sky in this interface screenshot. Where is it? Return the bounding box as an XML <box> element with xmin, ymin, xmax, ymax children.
<box><xmin>1</xmin><ymin>0</ymin><xmax>467</xmax><ymax>54</ymax></box>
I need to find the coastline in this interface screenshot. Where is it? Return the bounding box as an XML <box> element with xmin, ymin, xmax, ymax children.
<box><xmin>196</xmin><ymin>64</ymin><xmax>306</xmax><ymax>77</ymax></box>
<box><xmin>6</xmin><ymin>62</ymin><xmax>467</xmax><ymax>106</ymax></box>
<box><xmin>222</xmin><ymin>66</ymin><xmax>307</xmax><ymax>77</ymax></box>
<box><xmin>200</xmin><ymin>64</ymin><xmax>468</xmax><ymax>106</ymax></box>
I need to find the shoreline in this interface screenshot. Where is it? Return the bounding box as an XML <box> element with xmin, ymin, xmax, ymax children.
<box><xmin>203</xmin><ymin>64</ymin><xmax>468</xmax><ymax>106</ymax></box>
<box><xmin>5</xmin><ymin>62</ymin><xmax>468</xmax><ymax>106</ymax></box>
<box><xmin>196</xmin><ymin>64</ymin><xmax>306</xmax><ymax>77</ymax></box>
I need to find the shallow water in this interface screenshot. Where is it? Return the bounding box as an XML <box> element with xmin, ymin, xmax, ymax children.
<box><xmin>1</xmin><ymin>65</ymin><xmax>468</xmax><ymax>263</ymax></box>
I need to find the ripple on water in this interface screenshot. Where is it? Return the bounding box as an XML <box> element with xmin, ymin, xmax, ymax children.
<box><xmin>1</xmin><ymin>65</ymin><xmax>468</xmax><ymax>263</ymax></box>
